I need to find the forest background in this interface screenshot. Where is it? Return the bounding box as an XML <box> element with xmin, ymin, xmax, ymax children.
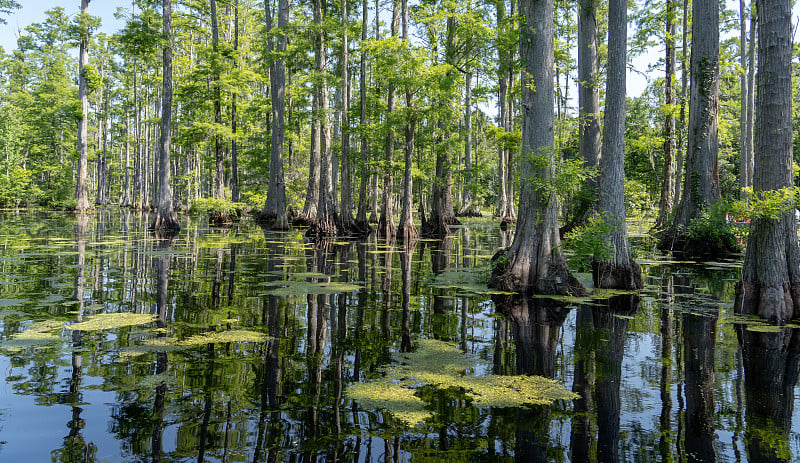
<box><xmin>0</xmin><ymin>0</ymin><xmax>794</xmax><ymax>237</ymax></box>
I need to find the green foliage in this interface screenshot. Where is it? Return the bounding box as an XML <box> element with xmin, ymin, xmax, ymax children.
<box><xmin>685</xmin><ymin>203</ymin><xmax>741</xmax><ymax>252</ymax></box>
<box><xmin>729</xmin><ymin>187</ymin><xmax>800</xmax><ymax>221</ymax></box>
<box><xmin>564</xmin><ymin>214</ymin><xmax>614</xmax><ymax>271</ymax></box>
<box><xmin>625</xmin><ymin>179</ymin><xmax>655</xmax><ymax>218</ymax></box>
<box><xmin>189</xmin><ymin>198</ymin><xmax>246</xmax><ymax>216</ymax></box>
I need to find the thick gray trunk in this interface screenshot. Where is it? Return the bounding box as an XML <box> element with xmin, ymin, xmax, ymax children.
<box><xmin>673</xmin><ymin>0</ymin><xmax>719</xmax><ymax>228</ymax></box>
<box><xmin>739</xmin><ymin>0</ymin><xmax>749</xmax><ymax>191</ymax></box>
<box><xmin>577</xmin><ymin>0</ymin><xmax>600</xmax><ymax>212</ymax></box>
<box><xmin>655</xmin><ymin>0</ymin><xmax>676</xmax><ymax>229</ymax></box>
<box><xmin>489</xmin><ymin>0</ymin><xmax>583</xmax><ymax>296</ymax></box>
<box><xmin>356</xmin><ymin>0</ymin><xmax>370</xmax><ymax>227</ymax></box>
<box><xmin>737</xmin><ymin>0</ymin><xmax>800</xmax><ymax>322</ymax></box>
<box><xmin>260</xmin><ymin>0</ymin><xmax>288</xmax><ymax>229</ymax></box>
<box><xmin>595</xmin><ymin>0</ymin><xmax>641</xmax><ymax>289</ymax></box>
<box><xmin>151</xmin><ymin>0</ymin><xmax>179</xmax><ymax>231</ymax></box>
<box><xmin>398</xmin><ymin>0</ymin><xmax>416</xmax><ymax>241</ymax></box>
<box><xmin>378</xmin><ymin>0</ymin><xmax>400</xmax><ymax>238</ymax></box>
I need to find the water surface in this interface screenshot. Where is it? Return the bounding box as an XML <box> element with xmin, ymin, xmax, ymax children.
<box><xmin>0</xmin><ymin>210</ymin><xmax>798</xmax><ymax>462</ymax></box>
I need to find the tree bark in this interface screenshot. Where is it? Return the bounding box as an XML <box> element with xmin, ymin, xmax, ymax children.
<box><xmin>672</xmin><ymin>0</ymin><xmax>719</xmax><ymax>229</ymax></box>
<box><xmin>674</xmin><ymin>0</ymin><xmax>689</xmax><ymax>206</ymax></box>
<box><xmin>488</xmin><ymin>0</ymin><xmax>585</xmax><ymax>296</ymax></box>
<box><xmin>655</xmin><ymin>0</ymin><xmax>677</xmax><ymax>230</ymax></box>
<box><xmin>378</xmin><ymin>0</ymin><xmax>400</xmax><ymax>239</ymax></box>
<box><xmin>259</xmin><ymin>0</ymin><xmax>289</xmax><ymax>229</ymax></box>
<box><xmin>458</xmin><ymin>72</ymin><xmax>480</xmax><ymax>217</ymax></box>
<box><xmin>339</xmin><ymin>0</ymin><xmax>361</xmax><ymax>235</ymax></box>
<box><xmin>397</xmin><ymin>0</ymin><xmax>417</xmax><ymax>242</ymax></box>
<box><xmin>595</xmin><ymin>0</ymin><xmax>642</xmax><ymax>290</ymax></box>
<box><xmin>75</xmin><ymin>0</ymin><xmax>91</xmax><ymax>212</ymax></box>
<box><xmin>308</xmin><ymin>0</ymin><xmax>340</xmax><ymax>238</ymax></box>
<box><xmin>150</xmin><ymin>0</ymin><xmax>179</xmax><ymax>231</ymax></box>
<box><xmin>736</xmin><ymin>0</ymin><xmax>800</xmax><ymax>323</ymax></box>
<box><xmin>573</xmin><ymin>0</ymin><xmax>600</xmax><ymax>226</ymax></box>
<box><xmin>743</xmin><ymin>5</ymin><xmax>756</xmax><ymax>191</ymax></box>
<box><xmin>231</xmin><ymin>0</ymin><xmax>240</xmax><ymax>203</ymax></box>
<box><xmin>355</xmin><ymin>0</ymin><xmax>371</xmax><ymax>231</ymax></box>
<box><xmin>210</xmin><ymin>0</ymin><xmax>226</xmax><ymax>203</ymax></box>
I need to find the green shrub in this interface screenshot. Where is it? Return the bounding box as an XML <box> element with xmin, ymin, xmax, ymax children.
<box><xmin>189</xmin><ymin>198</ymin><xmax>246</xmax><ymax>216</ymax></box>
<box><xmin>564</xmin><ymin>214</ymin><xmax>614</xmax><ymax>271</ymax></box>
<box><xmin>685</xmin><ymin>204</ymin><xmax>740</xmax><ymax>252</ymax></box>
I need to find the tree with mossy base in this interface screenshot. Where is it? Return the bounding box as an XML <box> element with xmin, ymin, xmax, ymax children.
<box><xmin>736</xmin><ymin>0</ymin><xmax>800</xmax><ymax>323</ymax></box>
<box><xmin>593</xmin><ymin>0</ymin><xmax>641</xmax><ymax>290</ymax></box>
<box><xmin>660</xmin><ymin>0</ymin><xmax>720</xmax><ymax>254</ymax></box>
<box><xmin>150</xmin><ymin>0</ymin><xmax>179</xmax><ymax>232</ymax></box>
<box><xmin>487</xmin><ymin>0</ymin><xmax>584</xmax><ymax>297</ymax></box>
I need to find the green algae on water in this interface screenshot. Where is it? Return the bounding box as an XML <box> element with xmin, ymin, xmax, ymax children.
<box><xmin>345</xmin><ymin>339</ymin><xmax>578</xmax><ymax>427</ymax></box>
<box><xmin>67</xmin><ymin>313</ymin><xmax>157</xmax><ymax>331</ymax></box>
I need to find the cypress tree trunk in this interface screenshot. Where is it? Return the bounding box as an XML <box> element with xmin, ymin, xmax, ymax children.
<box><xmin>674</xmin><ymin>0</ymin><xmax>689</xmax><ymax>206</ymax></box>
<box><xmin>496</xmin><ymin>1</ymin><xmax>512</xmax><ymax>224</ymax></box>
<box><xmin>594</xmin><ymin>0</ymin><xmax>642</xmax><ymax>290</ymax></box>
<box><xmin>397</xmin><ymin>0</ymin><xmax>417</xmax><ymax>243</ymax></box>
<box><xmin>672</xmin><ymin>0</ymin><xmax>719</xmax><ymax>229</ymax></box>
<box><xmin>150</xmin><ymin>0</ymin><xmax>179</xmax><ymax>231</ymax></box>
<box><xmin>743</xmin><ymin>6</ymin><xmax>756</xmax><ymax>190</ymax></box>
<box><xmin>488</xmin><ymin>0</ymin><xmax>585</xmax><ymax>296</ymax></box>
<box><xmin>736</xmin><ymin>0</ymin><xmax>800</xmax><ymax>322</ymax></box>
<box><xmin>231</xmin><ymin>0</ymin><xmax>239</xmax><ymax>203</ymax></box>
<box><xmin>309</xmin><ymin>0</ymin><xmax>340</xmax><ymax>237</ymax></box>
<box><xmin>210</xmin><ymin>0</ymin><xmax>226</xmax><ymax>204</ymax></box>
<box><xmin>355</xmin><ymin>0</ymin><xmax>371</xmax><ymax>230</ymax></box>
<box><xmin>378</xmin><ymin>0</ymin><xmax>400</xmax><ymax>239</ymax></box>
<box><xmin>339</xmin><ymin>0</ymin><xmax>361</xmax><ymax>234</ymax></box>
<box><xmin>75</xmin><ymin>0</ymin><xmax>91</xmax><ymax>212</ymax></box>
<box><xmin>458</xmin><ymin>72</ymin><xmax>480</xmax><ymax>217</ymax></box>
<box><xmin>655</xmin><ymin>0</ymin><xmax>676</xmax><ymax>230</ymax></box>
<box><xmin>259</xmin><ymin>0</ymin><xmax>289</xmax><ymax>229</ymax></box>
<box><xmin>571</xmin><ymin>0</ymin><xmax>601</xmax><ymax>229</ymax></box>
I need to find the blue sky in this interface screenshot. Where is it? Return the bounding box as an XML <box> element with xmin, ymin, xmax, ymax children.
<box><xmin>0</xmin><ymin>0</ymin><xmax>123</xmax><ymax>52</ymax></box>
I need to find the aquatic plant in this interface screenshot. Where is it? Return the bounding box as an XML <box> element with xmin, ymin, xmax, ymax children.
<box><xmin>67</xmin><ymin>313</ymin><xmax>157</xmax><ymax>331</ymax></box>
<box><xmin>345</xmin><ymin>339</ymin><xmax>578</xmax><ymax>427</ymax></box>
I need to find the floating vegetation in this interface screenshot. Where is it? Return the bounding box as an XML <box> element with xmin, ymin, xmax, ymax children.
<box><xmin>345</xmin><ymin>339</ymin><xmax>577</xmax><ymax>427</ymax></box>
<box><xmin>117</xmin><ymin>329</ymin><xmax>270</xmax><ymax>360</ymax></box>
<box><xmin>0</xmin><ymin>319</ymin><xmax>65</xmax><ymax>351</ymax></box>
<box><xmin>262</xmin><ymin>280</ymin><xmax>362</xmax><ymax>296</ymax></box>
<box><xmin>67</xmin><ymin>313</ymin><xmax>157</xmax><ymax>331</ymax></box>
<box><xmin>428</xmin><ymin>269</ymin><xmax>514</xmax><ymax>296</ymax></box>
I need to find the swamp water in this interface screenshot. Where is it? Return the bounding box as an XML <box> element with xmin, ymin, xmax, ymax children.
<box><xmin>0</xmin><ymin>210</ymin><xmax>798</xmax><ymax>462</ymax></box>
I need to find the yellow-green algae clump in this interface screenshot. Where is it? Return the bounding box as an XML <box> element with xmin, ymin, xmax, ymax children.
<box><xmin>345</xmin><ymin>339</ymin><xmax>578</xmax><ymax>427</ymax></box>
<box><xmin>67</xmin><ymin>313</ymin><xmax>157</xmax><ymax>331</ymax></box>
<box><xmin>1</xmin><ymin>319</ymin><xmax>65</xmax><ymax>351</ymax></box>
<box><xmin>117</xmin><ymin>329</ymin><xmax>270</xmax><ymax>360</ymax></box>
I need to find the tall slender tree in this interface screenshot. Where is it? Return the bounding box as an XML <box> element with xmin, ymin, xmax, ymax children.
<box><xmin>259</xmin><ymin>0</ymin><xmax>289</xmax><ymax>229</ymax></box>
<box><xmin>150</xmin><ymin>0</ymin><xmax>179</xmax><ymax>231</ymax></box>
<box><xmin>736</xmin><ymin>0</ymin><xmax>800</xmax><ymax>322</ymax></box>
<box><xmin>397</xmin><ymin>0</ymin><xmax>417</xmax><ymax>242</ymax></box>
<box><xmin>655</xmin><ymin>0</ymin><xmax>677</xmax><ymax>230</ymax></box>
<box><xmin>378</xmin><ymin>0</ymin><xmax>400</xmax><ymax>239</ymax></box>
<box><xmin>210</xmin><ymin>0</ymin><xmax>225</xmax><ymax>202</ymax></box>
<box><xmin>489</xmin><ymin>0</ymin><xmax>584</xmax><ymax>296</ymax></box>
<box><xmin>355</xmin><ymin>0</ymin><xmax>371</xmax><ymax>231</ymax></box>
<box><xmin>75</xmin><ymin>0</ymin><xmax>91</xmax><ymax>212</ymax></box>
<box><xmin>594</xmin><ymin>0</ymin><xmax>642</xmax><ymax>289</ymax></box>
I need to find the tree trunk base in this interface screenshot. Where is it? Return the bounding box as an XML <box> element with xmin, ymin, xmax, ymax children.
<box><xmin>735</xmin><ymin>280</ymin><xmax>800</xmax><ymax>323</ymax></box>
<box><xmin>256</xmin><ymin>210</ymin><xmax>289</xmax><ymax>230</ymax></box>
<box><xmin>368</xmin><ymin>212</ymin><xmax>378</xmax><ymax>224</ymax></box>
<box><xmin>150</xmin><ymin>213</ymin><xmax>181</xmax><ymax>232</ymax></box>
<box><xmin>209</xmin><ymin>211</ymin><xmax>234</xmax><ymax>227</ymax></box>
<box><xmin>421</xmin><ymin>216</ymin><xmax>450</xmax><ymax>238</ymax></box>
<box><xmin>307</xmin><ymin>217</ymin><xmax>339</xmax><ymax>238</ymax></box>
<box><xmin>378</xmin><ymin>215</ymin><xmax>395</xmax><ymax>239</ymax></box>
<box><xmin>592</xmin><ymin>260</ymin><xmax>643</xmax><ymax>290</ymax></box>
<box><xmin>397</xmin><ymin>221</ymin><xmax>418</xmax><ymax>243</ymax></box>
<box><xmin>292</xmin><ymin>212</ymin><xmax>315</xmax><ymax>227</ymax></box>
<box><xmin>457</xmin><ymin>204</ymin><xmax>482</xmax><ymax>218</ymax></box>
<box><xmin>488</xmin><ymin>250</ymin><xmax>587</xmax><ymax>296</ymax></box>
<box><xmin>657</xmin><ymin>228</ymin><xmax>740</xmax><ymax>258</ymax></box>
